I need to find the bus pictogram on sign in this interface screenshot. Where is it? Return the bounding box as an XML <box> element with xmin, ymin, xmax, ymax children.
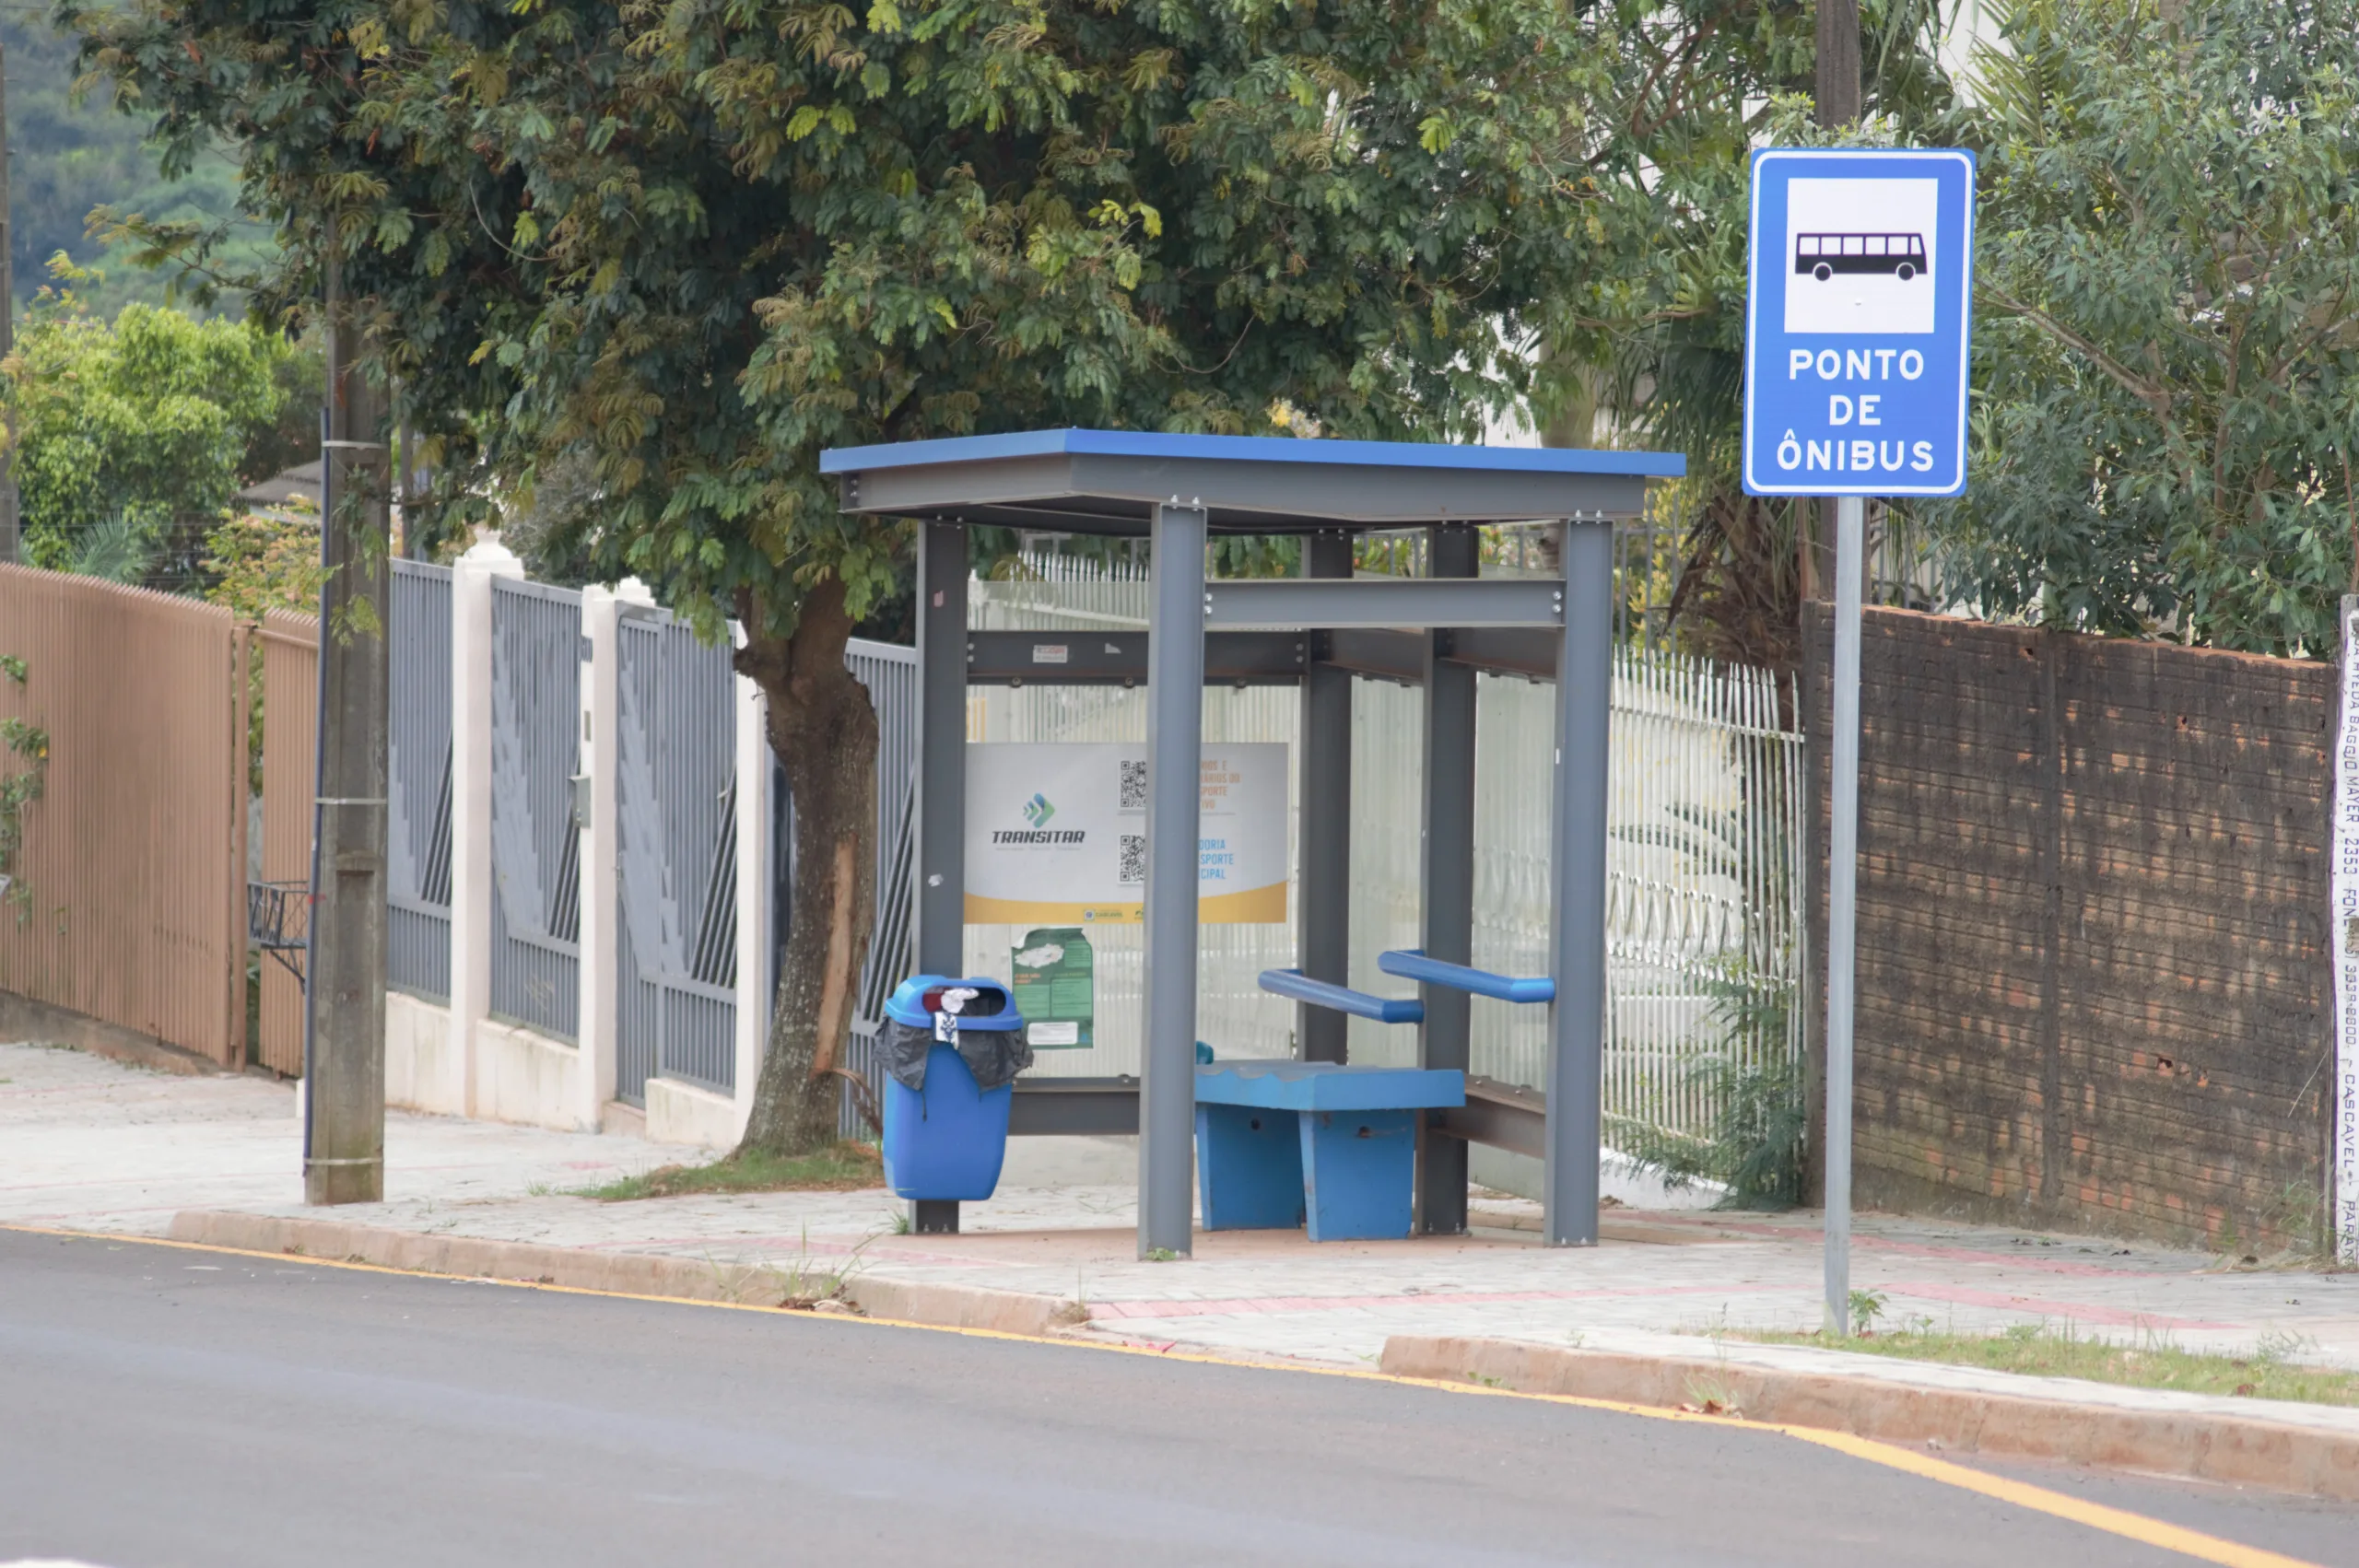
<box><xmin>1795</xmin><ymin>233</ymin><xmax>1927</xmax><ymax>282</ymax></box>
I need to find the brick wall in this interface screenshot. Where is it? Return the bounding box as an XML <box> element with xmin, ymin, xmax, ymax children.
<box><xmin>1805</xmin><ymin>606</ymin><xmax>2333</xmax><ymax>1251</ymax></box>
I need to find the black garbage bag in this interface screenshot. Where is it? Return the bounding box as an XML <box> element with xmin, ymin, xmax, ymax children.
<box><xmin>879</xmin><ymin>976</ymin><xmax>1032</xmax><ymax>1093</ymax></box>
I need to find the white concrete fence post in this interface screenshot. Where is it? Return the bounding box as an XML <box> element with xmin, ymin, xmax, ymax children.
<box><xmin>447</xmin><ymin>536</ymin><xmax>524</xmax><ymax>1119</ymax></box>
<box><xmin>575</xmin><ymin>585</ymin><xmax>624</xmax><ymax>1132</ymax></box>
<box><xmin>732</xmin><ymin>627</ymin><xmax>770</xmax><ymax>1146</ymax></box>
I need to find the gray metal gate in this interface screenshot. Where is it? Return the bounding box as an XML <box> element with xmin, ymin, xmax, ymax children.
<box><xmin>488</xmin><ymin>576</ymin><xmax>581</xmax><ymax>1039</ymax></box>
<box><xmin>389</xmin><ymin>560</ymin><xmax>453</xmax><ymax>1000</ymax></box>
<box><xmin>839</xmin><ymin>638</ymin><xmax>919</xmax><ymax>1134</ymax></box>
<box><xmin>615</xmin><ymin>609</ymin><xmax>738</xmax><ymax>1102</ymax></box>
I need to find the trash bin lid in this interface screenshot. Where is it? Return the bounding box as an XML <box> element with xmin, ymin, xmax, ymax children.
<box><xmin>884</xmin><ymin>974</ymin><xmax>1021</xmax><ymax>1031</ymax></box>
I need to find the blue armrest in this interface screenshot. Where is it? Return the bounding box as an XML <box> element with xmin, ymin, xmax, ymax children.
<box><xmin>1378</xmin><ymin>949</ymin><xmax>1556</xmax><ymax>1004</ymax></box>
<box><xmin>1255</xmin><ymin>968</ymin><xmax>1425</xmax><ymax>1024</ymax></box>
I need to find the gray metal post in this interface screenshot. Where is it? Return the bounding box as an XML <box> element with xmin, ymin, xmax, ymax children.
<box><xmin>1544</xmin><ymin>521</ymin><xmax>1607</xmax><ymax>1246</ymax></box>
<box><xmin>1417</xmin><ymin>524</ymin><xmax>1478</xmax><ymax>1234</ymax></box>
<box><xmin>304</xmin><ymin>250</ymin><xmax>391</xmax><ymax>1206</ymax></box>
<box><xmin>914</xmin><ymin>521</ymin><xmax>968</xmax><ymax>974</ymax></box>
<box><xmin>1824</xmin><ymin>496</ymin><xmax>1864</xmax><ymax>1333</ymax></box>
<box><xmin>1140</xmin><ymin>502</ymin><xmax>1207</xmax><ymax>1258</ymax></box>
<box><xmin>1298</xmin><ymin>530</ymin><xmax>1353</xmax><ymax>1064</ymax></box>
<box><xmin>912</xmin><ymin>521</ymin><xmax>968</xmax><ymax>1237</ymax></box>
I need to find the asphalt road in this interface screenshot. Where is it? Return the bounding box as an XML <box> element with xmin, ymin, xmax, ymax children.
<box><xmin>2</xmin><ymin>1228</ymin><xmax>2352</xmax><ymax>1568</ymax></box>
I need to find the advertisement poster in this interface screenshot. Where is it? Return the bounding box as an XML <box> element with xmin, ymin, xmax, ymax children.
<box><xmin>965</xmin><ymin>742</ymin><xmax>1287</xmax><ymax>925</ymax></box>
<box><xmin>1011</xmin><ymin>927</ymin><xmax>1094</xmax><ymax>1048</ymax></box>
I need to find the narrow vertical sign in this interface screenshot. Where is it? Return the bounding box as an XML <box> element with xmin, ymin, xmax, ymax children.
<box><xmin>1743</xmin><ymin>148</ymin><xmax>1977</xmax><ymax>498</ymax></box>
<box><xmin>2334</xmin><ymin>597</ymin><xmax>2359</xmax><ymax>1259</ymax></box>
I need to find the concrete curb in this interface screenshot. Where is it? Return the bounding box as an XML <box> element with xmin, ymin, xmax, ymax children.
<box><xmin>164</xmin><ymin>1211</ymin><xmax>1079</xmax><ymax>1339</ymax></box>
<box><xmin>1379</xmin><ymin>1334</ymin><xmax>2359</xmax><ymax>1501</ymax></box>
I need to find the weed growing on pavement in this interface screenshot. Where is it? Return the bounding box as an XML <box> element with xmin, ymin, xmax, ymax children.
<box><xmin>1722</xmin><ymin>1321</ymin><xmax>2359</xmax><ymax>1407</ymax></box>
<box><xmin>572</xmin><ymin>1141</ymin><xmax>883</xmax><ymax>1200</ymax></box>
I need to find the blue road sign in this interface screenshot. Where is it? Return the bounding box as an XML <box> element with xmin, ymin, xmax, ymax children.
<box><xmin>1743</xmin><ymin>147</ymin><xmax>1977</xmax><ymax>497</ymax></box>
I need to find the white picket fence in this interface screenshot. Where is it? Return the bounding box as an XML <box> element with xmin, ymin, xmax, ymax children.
<box><xmin>964</xmin><ymin>551</ymin><xmax>1806</xmax><ymax>1148</ymax></box>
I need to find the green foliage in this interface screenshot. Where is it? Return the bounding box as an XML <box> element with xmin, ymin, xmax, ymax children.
<box><xmin>64</xmin><ymin>0</ymin><xmax>1854</xmax><ymax>645</ymax></box>
<box><xmin>1733</xmin><ymin>1322</ymin><xmax>2359</xmax><ymax>1409</ymax></box>
<box><xmin>1929</xmin><ymin>0</ymin><xmax>2359</xmax><ymax>656</ymax></box>
<box><xmin>572</xmin><ymin>1141</ymin><xmax>883</xmax><ymax>1200</ymax></box>
<box><xmin>1612</xmin><ymin>954</ymin><xmax>1808</xmax><ymax>1209</ymax></box>
<box><xmin>57</xmin><ymin>512</ymin><xmax>162</xmax><ymax>583</ymax></box>
<box><xmin>203</xmin><ymin>509</ymin><xmax>328</xmax><ymax>620</ymax></box>
<box><xmin>4</xmin><ymin>262</ymin><xmax>299</xmax><ymax>568</ymax></box>
<box><xmin>1579</xmin><ymin>6</ymin><xmax>1958</xmax><ymax>674</ymax></box>
<box><xmin>2</xmin><ymin>14</ymin><xmax>274</xmax><ymax>316</ymax></box>
<box><xmin>0</xmin><ymin>658</ymin><xmax>49</xmax><ymax>911</ymax></box>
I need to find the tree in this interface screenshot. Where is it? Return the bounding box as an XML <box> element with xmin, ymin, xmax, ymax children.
<box><xmin>2</xmin><ymin>12</ymin><xmax>276</xmax><ymax>317</ymax></box>
<box><xmin>1929</xmin><ymin>0</ymin><xmax>2359</xmax><ymax>656</ymax></box>
<box><xmin>1</xmin><ymin>261</ymin><xmax>296</xmax><ymax>571</ymax></box>
<box><xmin>1576</xmin><ymin>0</ymin><xmax>1958</xmax><ymax>676</ymax></box>
<box><xmin>71</xmin><ymin>0</ymin><xmax>1790</xmax><ymax>1157</ymax></box>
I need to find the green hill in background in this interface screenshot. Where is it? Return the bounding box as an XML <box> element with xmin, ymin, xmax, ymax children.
<box><xmin>7</xmin><ymin>14</ymin><xmax>276</xmax><ymax>316</ymax></box>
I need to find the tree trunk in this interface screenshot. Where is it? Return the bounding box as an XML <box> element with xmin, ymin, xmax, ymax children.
<box><xmin>734</xmin><ymin>576</ymin><xmax>879</xmax><ymax>1158</ymax></box>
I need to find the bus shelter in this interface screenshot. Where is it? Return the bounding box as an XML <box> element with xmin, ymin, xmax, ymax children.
<box><xmin>819</xmin><ymin>429</ymin><xmax>1684</xmax><ymax>1257</ymax></box>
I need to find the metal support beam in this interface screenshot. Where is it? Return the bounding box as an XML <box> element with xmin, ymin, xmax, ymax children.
<box><xmin>962</xmin><ymin>630</ymin><xmax>1305</xmax><ymax>686</ymax></box>
<box><xmin>1449</xmin><ymin>626</ymin><xmax>1558</xmax><ymax>683</ymax></box>
<box><xmin>1544</xmin><ymin>521</ymin><xmax>1612</xmax><ymax>1246</ymax></box>
<box><xmin>1316</xmin><ymin>626</ymin><xmax>1561</xmax><ymax>685</ymax></box>
<box><xmin>1205</xmin><ymin>576</ymin><xmax>1564</xmax><ymax>631</ymax></box>
<box><xmin>1140</xmin><ymin>503</ymin><xmax>1207</xmax><ymax>1258</ymax></box>
<box><xmin>1416</xmin><ymin>525</ymin><xmax>1478</xmax><ymax>1235</ymax></box>
<box><xmin>1432</xmin><ymin>1076</ymin><xmax>1547</xmax><ymax>1161</ymax></box>
<box><xmin>1320</xmin><ymin>627</ymin><xmax>1427</xmax><ymax>685</ymax></box>
<box><xmin>912</xmin><ymin>523</ymin><xmax>968</xmax><ymax>1234</ymax></box>
<box><xmin>915</xmin><ymin>523</ymin><xmax>968</xmax><ymax>975</ymax></box>
<box><xmin>1298</xmin><ymin>532</ymin><xmax>1353</xmax><ymax>1065</ymax></box>
<box><xmin>1009</xmin><ymin>1077</ymin><xmax>1143</xmax><ymax>1136</ymax></box>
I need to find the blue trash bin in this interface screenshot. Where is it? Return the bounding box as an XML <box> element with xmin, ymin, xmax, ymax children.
<box><xmin>879</xmin><ymin>976</ymin><xmax>1027</xmax><ymax>1201</ymax></box>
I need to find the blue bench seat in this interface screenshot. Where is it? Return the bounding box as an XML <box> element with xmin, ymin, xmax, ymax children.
<box><xmin>1193</xmin><ymin>1061</ymin><xmax>1465</xmax><ymax>1241</ymax></box>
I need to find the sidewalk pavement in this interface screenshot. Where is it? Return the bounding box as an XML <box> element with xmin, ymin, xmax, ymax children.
<box><xmin>9</xmin><ymin>1039</ymin><xmax>2356</xmax><ymax>1389</ymax></box>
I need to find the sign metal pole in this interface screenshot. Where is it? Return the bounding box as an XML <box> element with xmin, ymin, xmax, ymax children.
<box><xmin>1738</xmin><ymin>146</ymin><xmax>1974</xmax><ymax>1337</ymax></box>
<box><xmin>1824</xmin><ymin>496</ymin><xmax>1863</xmax><ymax>1334</ymax></box>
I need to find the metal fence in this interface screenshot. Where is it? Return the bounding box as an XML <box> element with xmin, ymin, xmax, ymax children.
<box><xmin>614</xmin><ymin>608</ymin><xmax>739</xmax><ymax>1100</ymax></box>
<box><xmin>389</xmin><ymin>561</ymin><xmax>453</xmax><ymax>1002</ymax></box>
<box><xmin>254</xmin><ymin>611</ymin><xmax>321</xmax><ymax>1076</ymax></box>
<box><xmin>488</xmin><ymin>576</ymin><xmax>581</xmax><ymax>1039</ymax></box>
<box><xmin>838</xmin><ymin>638</ymin><xmax>920</xmax><ymax>1135</ymax></box>
<box><xmin>0</xmin><ymin>566</ymin><xmax>250</xmax><ymax>1066</ymax></box>
<box><xmin>956</xmin><ymin>549</ymin><xmax>1806</xmax><ymax>1150</ymax></box>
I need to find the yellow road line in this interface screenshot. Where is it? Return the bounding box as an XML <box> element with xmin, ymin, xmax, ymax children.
<box><xmin>8</xmin><ymin>1222</ymin><xmax>2322</xmax><ymax>1568</ymax></box>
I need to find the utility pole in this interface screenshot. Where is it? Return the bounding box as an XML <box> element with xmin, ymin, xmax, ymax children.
<box><xmin>1</xmin><ymin>37</ymin><xmax>19</xmax><ymax>565</ymax></box>
<box><xmin>303</xmin><ymin>247</ymin><xmax>390</xmax><ymax>1205</ymax></box>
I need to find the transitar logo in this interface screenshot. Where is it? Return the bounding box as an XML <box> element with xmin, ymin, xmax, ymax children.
<box><xmin>1023</xmin><ymin>792</ymin><xmax>1056</xmax><ymax>828</ymax></box>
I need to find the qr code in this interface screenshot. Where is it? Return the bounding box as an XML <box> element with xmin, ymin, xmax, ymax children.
<box><xmin>1118</xmin><ymin>834</ymin><xmax>1146</xmax><ymax>884</ymax></box>
<box><xmin>1119</xmin><ymin>759</ymin><xmax>1149</xmax><ymax>810</ymax></box>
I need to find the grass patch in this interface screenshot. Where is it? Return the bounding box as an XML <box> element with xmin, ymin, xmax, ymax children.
<box><xmin>1727</xmin><ymin>1323</ymin><xmax>2359</xmax><ymax>1408</ymax></box>
<box><xmin>575</xmin><ymin>1141</ymin><xmax>884</xmax><ymax>1201</ymax></box>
